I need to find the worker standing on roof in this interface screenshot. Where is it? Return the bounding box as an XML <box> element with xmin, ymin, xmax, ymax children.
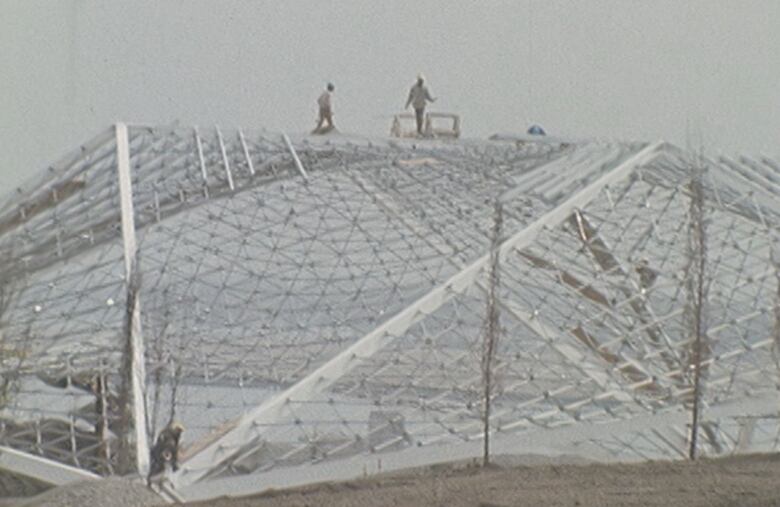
<box><xmin>313</xmin><ymin>82</ymin><xmax>335</xmax><ymax>134</ymax></box>
<box><xmin>405</xmin><ymin>74</ymin><xmax>436</xmax><ymax>136</ymax></box>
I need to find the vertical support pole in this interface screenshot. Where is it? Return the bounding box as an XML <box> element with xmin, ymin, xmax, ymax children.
<box><xmin>282</xmin><ymin>133</ymin><xmax>309</xmax><ymax>181</ymax></box>
<box><xmin>194</xmin><ymin>127</ymin><xmax>209</xmax><ymax>198</ymax></box>
<box><xmin>96</xmin><ymin>361</ymin><xmax>113</xmax><ymax>474</ymax></box>
<box><xmin>115</xmin><ymin>122</ymin><xmax>151</xmax><ymax>477</ymax></box>
<box><xmin>215</xmin><ymin>126</ymin><xmax>235</xmax><ymax>191</ymax></box>
<box><xmin>238</xmin><ymin>129</ymin><xmax>255</xmax><ymax>176</ymax></box>
<box><xmin>69</xmin><ymin>414</ymin><xmax>79</xmax><ymax>467</ymax></box>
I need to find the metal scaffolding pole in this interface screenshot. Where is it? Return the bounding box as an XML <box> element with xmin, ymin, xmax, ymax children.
<box><xmin>116</xmin><ymin>122</ymin><xmax>151</xmax><ymax>477</ymax></box>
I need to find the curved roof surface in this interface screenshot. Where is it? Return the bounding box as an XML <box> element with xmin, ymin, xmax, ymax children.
<box><xmin>1</xmin><ymin>125</ymin><xmax>780</xmax><ymax>499</ymax></box>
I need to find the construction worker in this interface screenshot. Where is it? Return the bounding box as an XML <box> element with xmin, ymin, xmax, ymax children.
<box><xmin>148</xmin><ymin>421</ymin><xmax>184</xmax><ymax>485</ymax></box>
<box><xmin>313</xmin><ymin>82</ymin><xmax>335</xmax><ymax>134</ymax></box>
<box><xmin>405</xmin><ymin>74</ymin><xmax>436</xmax><ymax>136</ymax></box>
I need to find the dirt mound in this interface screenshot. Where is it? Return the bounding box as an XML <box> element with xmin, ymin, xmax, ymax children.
<box><xmin>0</xmin><ymin>470</ymin><xmax>49</xmax><ymax>501</ymax></box>
<box><xmin>187</xmin><ymin>453</ymin><xmax>780</xmax><ymax>507</ymax></box>
<box><xmin>20</xmin><ymin>478</ymin><xmax>162</xmax><ymax>507</ymax></box>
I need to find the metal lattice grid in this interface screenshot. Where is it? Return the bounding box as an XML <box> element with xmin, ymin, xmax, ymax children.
<box><xmin>1</xmin><ymin>125</ymin><xmax>779</xmax><ymax>502</ymax></box>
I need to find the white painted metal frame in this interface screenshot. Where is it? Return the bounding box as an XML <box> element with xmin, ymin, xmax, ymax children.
<box><xmin>282</xmin><ymin>133</ymin><xmax>309</xmax><ymax>181</ymax></box>
<box><xmin>216</xmin><ymin>126</ymin><xmax>235</xmax><ymax>191</ymax></box>
<box><xmin>347</xmin><ymin>165</ymin><xmax>643</xmax><ymax>411</ymax></box>
<box><xmin>0</xmin><ymin>445</ymin><xmax>99</xmax><ymax>486</ymax></box>
<box><xmin>173</xmin><ymin>141</ymin><xmax>665</xmax><ymax>488</ymax></box>
<box><xmin>179</xmin><ymin>391</ymin><xmax>780</xmax><ymax>501</ymax></box>
<box><xmin>238</xmin><ymin>129</ymin><xmax>255</xmax><ymax>176</ymax></box>
<box><xmin>115</xmin><ymin>122</ymin><xmax>151</xmax><ymax>477</ymax></box>
<box><xmin>193</xmin><ymin>127</ymin><xmax>209</xmax><ymax>197</ymax></box>
<box><xmin>10</xmin><ymin>126</ymin><xmax>780</xmax><ymax>496</ymax></box>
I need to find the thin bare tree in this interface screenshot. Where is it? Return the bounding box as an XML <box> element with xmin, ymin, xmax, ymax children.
<box><xmin>482</xmin><ymin>200</ymin><xmax>503</xmax><ymax>467</ymax></box>
<box><xmin>686</xmin><ymin>159</ymin><xmax>708</xmax><ymax>460</ymax></box>
<box><xmin>771</xmin><ymin>245</ymin><xmax>780</xmax><ymax>449</ymax></box>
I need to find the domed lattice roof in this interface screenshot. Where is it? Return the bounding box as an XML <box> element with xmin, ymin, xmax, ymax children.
<box><xmin>1</xmin><ymin>124</ymin><xmax>779</xmax><ymax>501</ymax></box>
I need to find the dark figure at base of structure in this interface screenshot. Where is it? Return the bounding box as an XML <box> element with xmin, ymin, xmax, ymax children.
<box><xmin>148</xmin><ymin>421</ymin><xmax>184</xmax><ymax>484</ymax></box>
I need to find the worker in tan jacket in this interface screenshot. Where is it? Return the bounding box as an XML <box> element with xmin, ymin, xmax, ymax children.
<box><xmin>313</xmin><ymin>82</ymin><xmax>335</xmax><ymax>134</ymax></box>
<box><xmin>405</xmin><ymin>75</ymin><xmax>436</xmax><ymax>136</ymax></box>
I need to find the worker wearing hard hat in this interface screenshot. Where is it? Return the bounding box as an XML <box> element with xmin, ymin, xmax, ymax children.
<box><xmin>405</xmin><ymin>74</ymin><xmax>436</xmax><ymax>136</ymax></box>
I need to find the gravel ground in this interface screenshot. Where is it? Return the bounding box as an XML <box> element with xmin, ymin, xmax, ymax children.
<box><xmin>16</xmin><ymin>478</ymin><xmax>163</xmax><ymax>507</ymax></box>
<box><xmin>0</xmin><ymin>472</ymin><xmax>48</xmax><ymax>502</ymax></box>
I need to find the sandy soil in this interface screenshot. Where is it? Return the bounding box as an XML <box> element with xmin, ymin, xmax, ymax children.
<box><xmin>186</xmin><ymin>453</ymin><xmax>780</xmax><ymax>507</ymax></box>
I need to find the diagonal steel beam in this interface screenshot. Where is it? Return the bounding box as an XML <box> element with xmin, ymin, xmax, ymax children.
<box><xmin>173</xmin><ymin>141</ymin><xmax>666</xmax><ymax>488</ymax></box>
<box><xmin>0</xmin><ymin>445</ymin><xmax>99</xmax><ymax>486</ymax></box>
<box><xmin>216</xmin><ymin>126</ymin><xmax>235</xmax><ymax>191</ymax></box>
<box><xmin>282</xmin><ymin>133</ymin><xmax>308</xmax><ymax>180</ymax></box>
<box><xmin>566</xmin><ymin>210</ymin><xmax>686</xmax><ymax>385</ymax></box>
<box><xmin>512</xmin><ymin>250</ymin><xmax>664</xmax><ymax>393</ymax></box>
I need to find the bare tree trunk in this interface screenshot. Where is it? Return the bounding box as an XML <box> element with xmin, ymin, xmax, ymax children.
<box><xmin>773</xmin><ymin>248</ymin><xmax>780</xmax><ymax>365</ymax></box>
<box><xmin>687</xmin><ymin>165</ymin><xmax>707</xmax><ymax>460</ymax></box>
<box><xmin>772</xmin><ymin>247</ymin><xmax>780</xmax><ymax>450</ymax></box>
<box><xmin>482</xmin><ymin>201</ymin><xmax>503</xmax><ymax>467</ymax></box>
<box><xmin>168</xmin><ymin>359</ymin><xmax>182</xmax><ymax>426</ymax></box>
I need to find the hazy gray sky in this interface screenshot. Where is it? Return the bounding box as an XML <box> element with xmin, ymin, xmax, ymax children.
<box><xmin>2</xmin><ymin>0</ymin><xmax>779</xmax><ymax>193</ymax></box>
